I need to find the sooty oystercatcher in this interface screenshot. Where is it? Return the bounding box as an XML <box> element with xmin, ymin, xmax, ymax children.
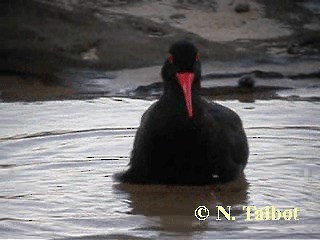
<box><xmin>116</xmin><ymin>40</ymin><xmax>249</xmax><ymax>185</ymax></box>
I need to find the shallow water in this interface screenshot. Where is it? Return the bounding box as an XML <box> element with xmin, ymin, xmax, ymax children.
<box><xmin>0</xmin><ymin>98</ymin><xmax>319</xmax><ymax>239</ymax></box>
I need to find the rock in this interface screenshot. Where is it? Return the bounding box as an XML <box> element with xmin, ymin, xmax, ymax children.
<box><xmin>134</xmin><ymin>82</ymin><xmax>163</xmax><ymax>96</ymax></box>
<box><xmin>81</xmin><ymin>48</ymin><xmax>99</xmax><ymax>61</ymax></box>
<box><xmin>287</xmin><ymin>42</ymin><xmax>300</xmax><ymax>54</ymax></box>
<box><xmin>287</xmin><ymin>31</ymin><xmax>320</xmax><ymax>55</ymax></box>
<box><xmin>170</xmin><ymin>13</ymin><xmax>186</xmax><ymax>20</ymax></box>
<box><xmin>238</xmin><ymin>75</ymin><xmax>255</xmax><ymax>88</ymax></box>
<box><xmin>234</xmin><ymin>2</ymin><xmax>250</xmax><ymax>13</ymax></box>
<box><xmin>252</xmin><ymin>70</ymin><xmax>284</xmax><ymax>79</ymax></box>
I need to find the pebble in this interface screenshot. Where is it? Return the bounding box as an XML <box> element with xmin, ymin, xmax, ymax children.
<box><xmin>234</xmin><ymin>2</ymin><xmax>250</xmax><ymax>13</ymax></box>
<box><xmin>238</xmin><ymin>75</ymin><xmax>255</xmax><ymax>88</ymax></box>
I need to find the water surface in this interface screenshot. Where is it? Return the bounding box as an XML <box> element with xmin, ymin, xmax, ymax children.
<box><xmin>0</xmin><ymin>98</ymin><xmax>319</xmax><ymax>239</ymax></box>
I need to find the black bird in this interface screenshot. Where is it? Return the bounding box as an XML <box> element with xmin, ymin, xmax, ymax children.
<box><xmin>117</xmin><ymin>40</ymin><xmax>249</xmax><ymax>185</ymax></box>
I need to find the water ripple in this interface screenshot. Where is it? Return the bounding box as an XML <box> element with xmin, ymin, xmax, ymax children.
<box><xmin>0</xmin><ymin>127</ymin><xmax>137</xmax><ymax>141</ymax></box>
<box><xmin>0</xmin><ymin>98</ymin><xmax>319</xmax><ymax>239</ymax></box>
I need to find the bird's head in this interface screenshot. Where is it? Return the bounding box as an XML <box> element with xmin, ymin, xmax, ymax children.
<box><xmin>161</xmin><ymin>40</ymin><xmax>201</xmax><ymax>118</ymax></box>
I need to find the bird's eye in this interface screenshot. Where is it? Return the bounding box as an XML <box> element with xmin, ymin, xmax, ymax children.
<box><xmin>195</xmin><ymin>53</ymin><xmax>200</xmax><ymax>62</ymax></box>
<box><xmin>169</xmin><ymin>55</ymin><xmax>174</xmax><ymax>64</ymax></box>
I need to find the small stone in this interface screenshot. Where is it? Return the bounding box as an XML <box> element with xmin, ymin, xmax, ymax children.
<box><xmin>81</xmin><ymin>48</ymin><xmax>99</xmax><ymax>61</ymax></box>
<box><xmin>238</xmin><ymin>75</ymin><xmax>255</xmax><ymax>88</ymax></box>
<box><xmin>287</xmin><ymin>43</ymin><xmax>300</xmax><ymax>54</ymax></box>
<box><xmin>234</xmin><ymin>3</ymin><xmax>250</xmax><ymax>13</ymax></box>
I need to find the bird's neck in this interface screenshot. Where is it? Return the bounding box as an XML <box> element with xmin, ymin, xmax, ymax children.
<box><xmin>163</xmin><ymin>79</ymin><xmax>201</xmax><ymax>98</ymax></box>
<box><xmin>161</xmin><ymin>81</ymin><xmax>202</xmax><ymax>119</ymax></box>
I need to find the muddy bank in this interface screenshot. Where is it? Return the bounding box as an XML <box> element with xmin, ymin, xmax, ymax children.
<box><xmin>0</xmin><ymin>0</ymin><xmax>319</xmax><ymax>101</ymax></box>
<box><xmin>1</xmin><ymin>0</ymin><xmax>235</xmax><ymax>73</ymax></box>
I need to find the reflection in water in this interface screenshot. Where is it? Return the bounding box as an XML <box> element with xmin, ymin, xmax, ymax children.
<box><xmin>114</xmin><ymin>174</ymin><xmax>248</xmax><ymax>235</ymax></box>
<box><xmin>0</xmin><ymin>98</ymin><xmax>319</xmax><ymax>239</ymax></box>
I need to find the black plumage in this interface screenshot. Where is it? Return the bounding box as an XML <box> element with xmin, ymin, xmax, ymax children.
<box><xmin>116</xmin><ymin>40</ymin><xmax>249</xmax><ymax>185</ymax></box>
